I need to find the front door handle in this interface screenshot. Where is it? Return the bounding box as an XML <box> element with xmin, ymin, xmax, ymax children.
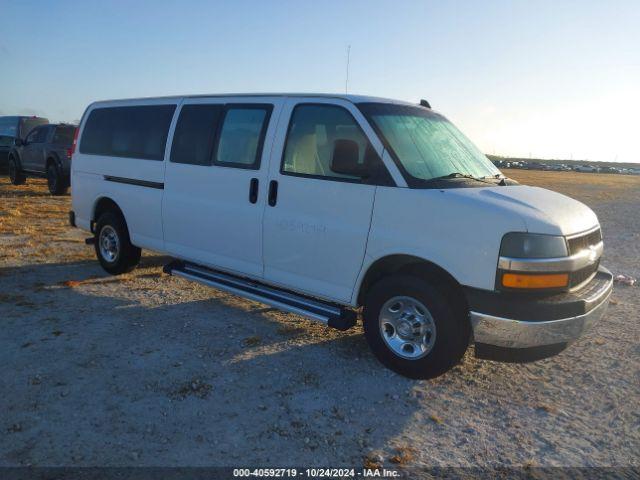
<box><xmin>268</xmin><ymin>180</ymin><xmax>278</xmax><ymax>207</ymax></box>
<box><xmin>249</xmin><ymin>178</ymin><xmax>259</xmax><ymax>204</ymax></box>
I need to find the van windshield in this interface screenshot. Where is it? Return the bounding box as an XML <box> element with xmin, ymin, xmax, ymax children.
<box><xmin>359</xmin><ymin>103</ymin><xmax>500</xmax><ymax>186</ymax></box>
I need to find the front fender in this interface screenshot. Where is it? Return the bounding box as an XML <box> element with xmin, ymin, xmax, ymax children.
<box><xmin>362</xmin><ymin>187</ymin><xmax>528</xmax><ymax>293</ymax></box>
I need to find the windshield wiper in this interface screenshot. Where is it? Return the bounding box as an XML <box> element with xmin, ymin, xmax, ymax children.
<box><xmin>480</xmin><ymin>173</ymin><xmax>516</xmax><ymax>186</ymax></box>
<box><xmin>427</xmin><ymin>172</ymin><xmax>496</xmax><ymax>185</ymax></box>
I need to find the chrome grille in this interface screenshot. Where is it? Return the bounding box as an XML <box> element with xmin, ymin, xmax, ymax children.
<box><xmin>567</xmin><ymin>228</ymin><xmax>602</xmax><ymax>255</ymax></box>
<box><xmin>570</xmin><ymin>260</ymin><xmax>599</xmax><ymax>288</ymax></box>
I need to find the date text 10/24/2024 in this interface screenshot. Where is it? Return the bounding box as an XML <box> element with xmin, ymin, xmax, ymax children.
<box><xmin>233</xmin><ymin>468</ymin><xmax>401</xmax><ymax>478</ymax></box>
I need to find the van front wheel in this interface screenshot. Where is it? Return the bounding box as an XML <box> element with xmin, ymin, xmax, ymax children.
<box><xmin>94</xmin><ymin>212</ymin><xmax>141</xmax><ymax>275</ymax></box>
<box><xmin>363</xmin><ymin>275</ymin><xmax>470</xmax><ymax>379</ymax></box>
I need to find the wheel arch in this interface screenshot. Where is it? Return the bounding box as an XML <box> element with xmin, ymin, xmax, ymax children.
<box><xmin>356</xmin><ymin>254</ymin><xmax>469</xmax><ymax>315</ymax></box>
<box><xmin>7</xmin><ymin>149</ymin><xmax>21</xmax><ymax>165</ymax></box>
<box><xmin>91</xmin><ymin>196</ymin><xmax>126</xmax><ymax>233</ymax></box>
<box><xmin>46</xmin><ymin>153</ymin><xmax>61</xmax><ymax>169</ymax></box>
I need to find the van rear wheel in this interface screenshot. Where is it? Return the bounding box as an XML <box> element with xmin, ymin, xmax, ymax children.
<box><xmin>363</xmin><ymin>275</ymin><xmax>470</xmax><ymax>379</ymax></box>
<box><xmin>8</xmin><ymin>156</ymin><xmax>26</xmax><ymax>185</ymax></box>
<box><xmin>94</xmin><ymin>212</ymin><xmax>141</xmax><ymax>275</ymax></box>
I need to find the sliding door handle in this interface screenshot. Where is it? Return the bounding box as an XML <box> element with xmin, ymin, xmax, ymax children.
<box><xmin>268</xmin><ymin>180</ymin><xmax>278</xmax><ymax>207</ymax></box>
<box><xmin>249</xmin><ymin>178</ymin><xmax>259</xmax><ymax>204</ymax></box>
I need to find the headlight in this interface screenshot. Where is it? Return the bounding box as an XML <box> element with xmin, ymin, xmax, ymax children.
<box><xmin>498</xmin><ymin>233</ymin><xmax>570</xmax><ymax>290</ymax></box>
<box><xmin>500</xmin><ymin>233</ymin><xmax>568</xmax><ymax>258</ymax></box>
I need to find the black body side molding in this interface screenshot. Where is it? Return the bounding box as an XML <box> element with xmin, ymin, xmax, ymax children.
<box><xmin>104</xmin><ymin>175</ymin><xmax>164</xmax><ymax>190</ymax></box>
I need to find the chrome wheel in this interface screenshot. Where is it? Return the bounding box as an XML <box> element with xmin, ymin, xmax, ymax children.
<box><xmin>99</xmin><ymin>225</ymin><xmax>120</xmax><ymax>263</ymax></box>
<box><xmin>379</xmin><ymin>296</ymin><xmax>436</xmax><ymax>359</ymax></box>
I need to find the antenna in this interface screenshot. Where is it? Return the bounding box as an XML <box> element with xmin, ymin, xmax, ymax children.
<box><xmin>345</xmin><ymin>45</ymin><xmax>351</xmax><ymax>94</ymax></box>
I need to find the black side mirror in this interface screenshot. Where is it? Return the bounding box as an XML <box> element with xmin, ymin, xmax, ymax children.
<box><xmin>15</xmin><ymin>138</ymin><xmax>24</xmax><ymax>147</ymax></box>
<box><xmin>330</xmin><ymin>139</ymin><xmax>368</xmax><ymax>177</ymax></box>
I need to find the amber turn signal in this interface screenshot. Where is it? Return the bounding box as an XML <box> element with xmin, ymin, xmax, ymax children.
<box><xmin>502</xmin><ymin>272</ymin><xmax>569</xmax><ymax>289</ymax></box>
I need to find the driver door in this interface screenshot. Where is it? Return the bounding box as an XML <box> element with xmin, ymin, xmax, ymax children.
<box><xmin>21</xmin><ymin>126</ymin><xmax>48</xmax><ymax>171</ymax></box>
<box><xmin>261</xmin><ymin>98</ymin><xmax>393</xmax><ymax>303</ymax></box>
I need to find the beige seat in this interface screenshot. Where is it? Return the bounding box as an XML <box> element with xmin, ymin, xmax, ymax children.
<box><xmin>291</xmin><ymin>132</ymin><xmax>324</xmax><ymax>175</ymax></box>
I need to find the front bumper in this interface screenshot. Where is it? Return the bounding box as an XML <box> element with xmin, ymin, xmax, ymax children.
<box><xmin>467</xmin><ymin>266</ymin><xmax>613</xmax><ymax>362</ymax></box>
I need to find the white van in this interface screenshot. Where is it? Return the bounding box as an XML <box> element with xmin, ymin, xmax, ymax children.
<box><xmin>70</xmin><ymin>94</ymin><xmax>612</xmax><ymax>379</ymax></box>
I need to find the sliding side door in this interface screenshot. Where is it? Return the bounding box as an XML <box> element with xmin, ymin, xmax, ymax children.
<box><xmin>162</xmin><ymin>97</ymin><xmax>282</xmax><ymax>278</ymax></box>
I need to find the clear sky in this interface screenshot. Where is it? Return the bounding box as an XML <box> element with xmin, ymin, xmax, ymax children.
<box><xmin>1</xmin><ymin>0</ymin><xmax>638</xmax><ymax>163</ymax></box>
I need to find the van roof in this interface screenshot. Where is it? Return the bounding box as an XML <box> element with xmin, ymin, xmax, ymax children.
<box><xmin>89</xmin><ymin>93</ymin><xmax>419</xmax><ymax>107</ymax></box>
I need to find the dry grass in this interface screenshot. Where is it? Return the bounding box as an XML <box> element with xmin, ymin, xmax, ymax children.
<box><xmin>503</xmin><ymin>169</ymin><xmax>640</xmax><ymax>203</ymax></box>
<box><xmin>0</xmin><ymin>178</ymin><xmax>91</xmax><ymax>263</ymax></box>
<box><xmin>388</xmin><ymin>446</ymin><xmax>416</xmax><ymax>465</ymax></box>
<box><xmin>429</xmin><ymin>413</ymin><xmax>444</xmax><ymax>424</ymax></box>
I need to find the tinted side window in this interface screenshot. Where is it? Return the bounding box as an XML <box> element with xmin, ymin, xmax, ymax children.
<box><xmin>80</xmin><ymin>105</ymin><xmax>176</xmax><ymax>160</ymax></box>
<box><xmin>34</xmin><ymin>126</ymin><xmax>51</xmax><ymax>143</ymax></box>
<box><xmin>53</xmin><ymin>126</ymin><xmax>76</xmax><ymax>145</ymax></box>
<box><xmin>170</xmin><ymin>104</ymin><xmax>223</xmax><ymax>165</ymax></box>
<box><xmin>214</xmin><ymin>106</ymin><xmax>272</xmax><ymax>169</ymax></box>
<box><xmin>25</xmin><ymin>127</ymin><xmax>42</xmax><ymax>144</ymax></box>
<box><xmin>20</xmin><ymin>118</ymin><xmax>48</xmax><ymax>139</ymax></box>
<box><xmin>282</xmin><ymin>104</ymin><xmax>370</xmax><ymax>181</ymax></box>
<box><xmin>0</xmin><ymin>117</ymin><xmax>18</xmax><ymax>137</ymax></box>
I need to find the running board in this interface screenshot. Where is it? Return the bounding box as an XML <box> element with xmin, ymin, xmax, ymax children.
<box><xmin>163</xmin><ymin>260</ymin><xmax>357</xmax><ymax>331</ymax></box>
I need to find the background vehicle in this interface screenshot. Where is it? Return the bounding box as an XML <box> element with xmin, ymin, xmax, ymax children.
<box><xmin>575</xmin><ymin>165</ymin><xmax>599</xmax><ymax>173</ymax></box>
<box><xmin>0</xmin><ymin>116</ymin><xmax>49</xmax><ymax>171</ymax></box>
<box><xmin>7</xmin><ymin>123</ymin><xmax>77</xmax><ymax>195</ymax></box>
<box><xmin>70</xmin><ymin>94</ymin><xmax>612</xmax><ymax>379</ymax></box>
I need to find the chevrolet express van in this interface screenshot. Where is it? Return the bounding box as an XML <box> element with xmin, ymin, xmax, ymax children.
<box><xmin>70</xmin><ymin>94</ymin><xmax>612</xmax><ymax>379</ymax></box>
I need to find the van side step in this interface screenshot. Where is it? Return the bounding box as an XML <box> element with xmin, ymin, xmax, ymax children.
<box><xmin>163</xmin><ymin>260</ymin><xmax>357</xmax><ymax>331</ymax></box>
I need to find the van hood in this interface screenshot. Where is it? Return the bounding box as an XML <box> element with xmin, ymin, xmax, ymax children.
<box><xmin>447</xmin><ymin>185</ymin><xmax>599</xmax><ymax>236</ymax></box>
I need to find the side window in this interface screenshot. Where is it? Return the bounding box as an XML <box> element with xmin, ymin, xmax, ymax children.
<box><xmin>214</xmin><ymin>106</ymin><xmax>272</xmax><ymax>169</ymax></box>
<box><xmin>52</xmin><ymin>126</ymin><xmax>76</xmax><ymax>145</ymax></box>
<box><xmin>25</xmin><ymin>127</ymin><xmax>41</xmax><ymax>144</ymax></box>
<box><xmin>0</xmin><ymin>118</ymin><xmax>17</xmax><ymax>137</ymax></box>
<box><xmin>36</xmin><ymin>126</ymin><xmax>52</xmax><ymax>143</ymax></box>
<box><xmin>80</xmin><ymin>105</ymin><xmax>176</xmax><ymax>160</ymax></box>
<box><xmin>20</xmin><ymin>118</ymin><xmax>48</xmax><ymax>139</ymax></box>
<box><xmin>282</xmin><ymin>104</ymin><xmax>373</xmax><ymax>181</ymax></box>
<box><xmin>170</xmin><ymin>104</ymin><xmax>223</xmax><ymax>165</ymax></box>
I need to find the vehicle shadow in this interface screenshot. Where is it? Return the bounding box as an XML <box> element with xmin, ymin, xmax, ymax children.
<box><xmin>0</xmin><ymin>258</ymin><xmax>433</xmax><ymax>468</ymax></box>
<box><xmin>0</xmin><ymin>177</ymin><xmax>59</xmax><ymax>198</ymax></box>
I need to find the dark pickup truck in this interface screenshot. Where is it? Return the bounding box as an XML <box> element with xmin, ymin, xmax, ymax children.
<box><xmin>0</xmin><ymin>116</ymin><xmax>49</xmax><ymax>171</ymax></box>
<box><xmin>7</xmin><ymin>123</ymin><xmax>77</xmax><ymax>195</ymax></box>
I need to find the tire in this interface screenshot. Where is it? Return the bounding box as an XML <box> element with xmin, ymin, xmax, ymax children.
<box><xmin>363</xmin><ymin>274</ymin><xmax>470</xmax><ymax>379</ymax></box>
<box><xmin>46</xmin><ymin>162</ymin><xmax>68</xmax><ymax>195</ymax></box>
<box><xmin>94</xmin><ymin>211</ymin><xmax>141</xmax><ymax>275</ymax></box>
<box><xmin>8</xmin><ymin>155</ymin><xmax>26</xmax><ymax>185</ymax></box>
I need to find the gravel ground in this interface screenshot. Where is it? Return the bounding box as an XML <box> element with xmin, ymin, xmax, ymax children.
<box><xmin>0</xmin><ymin>171</ymin><xmax>638</xmax><ymax>471</ymax></box>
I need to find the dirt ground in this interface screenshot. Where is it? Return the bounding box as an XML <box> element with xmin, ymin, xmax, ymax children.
<box><xmin>0</xmin><ymin>170</ymin><xmax>638</xmax><ymax>470</ymax></box>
